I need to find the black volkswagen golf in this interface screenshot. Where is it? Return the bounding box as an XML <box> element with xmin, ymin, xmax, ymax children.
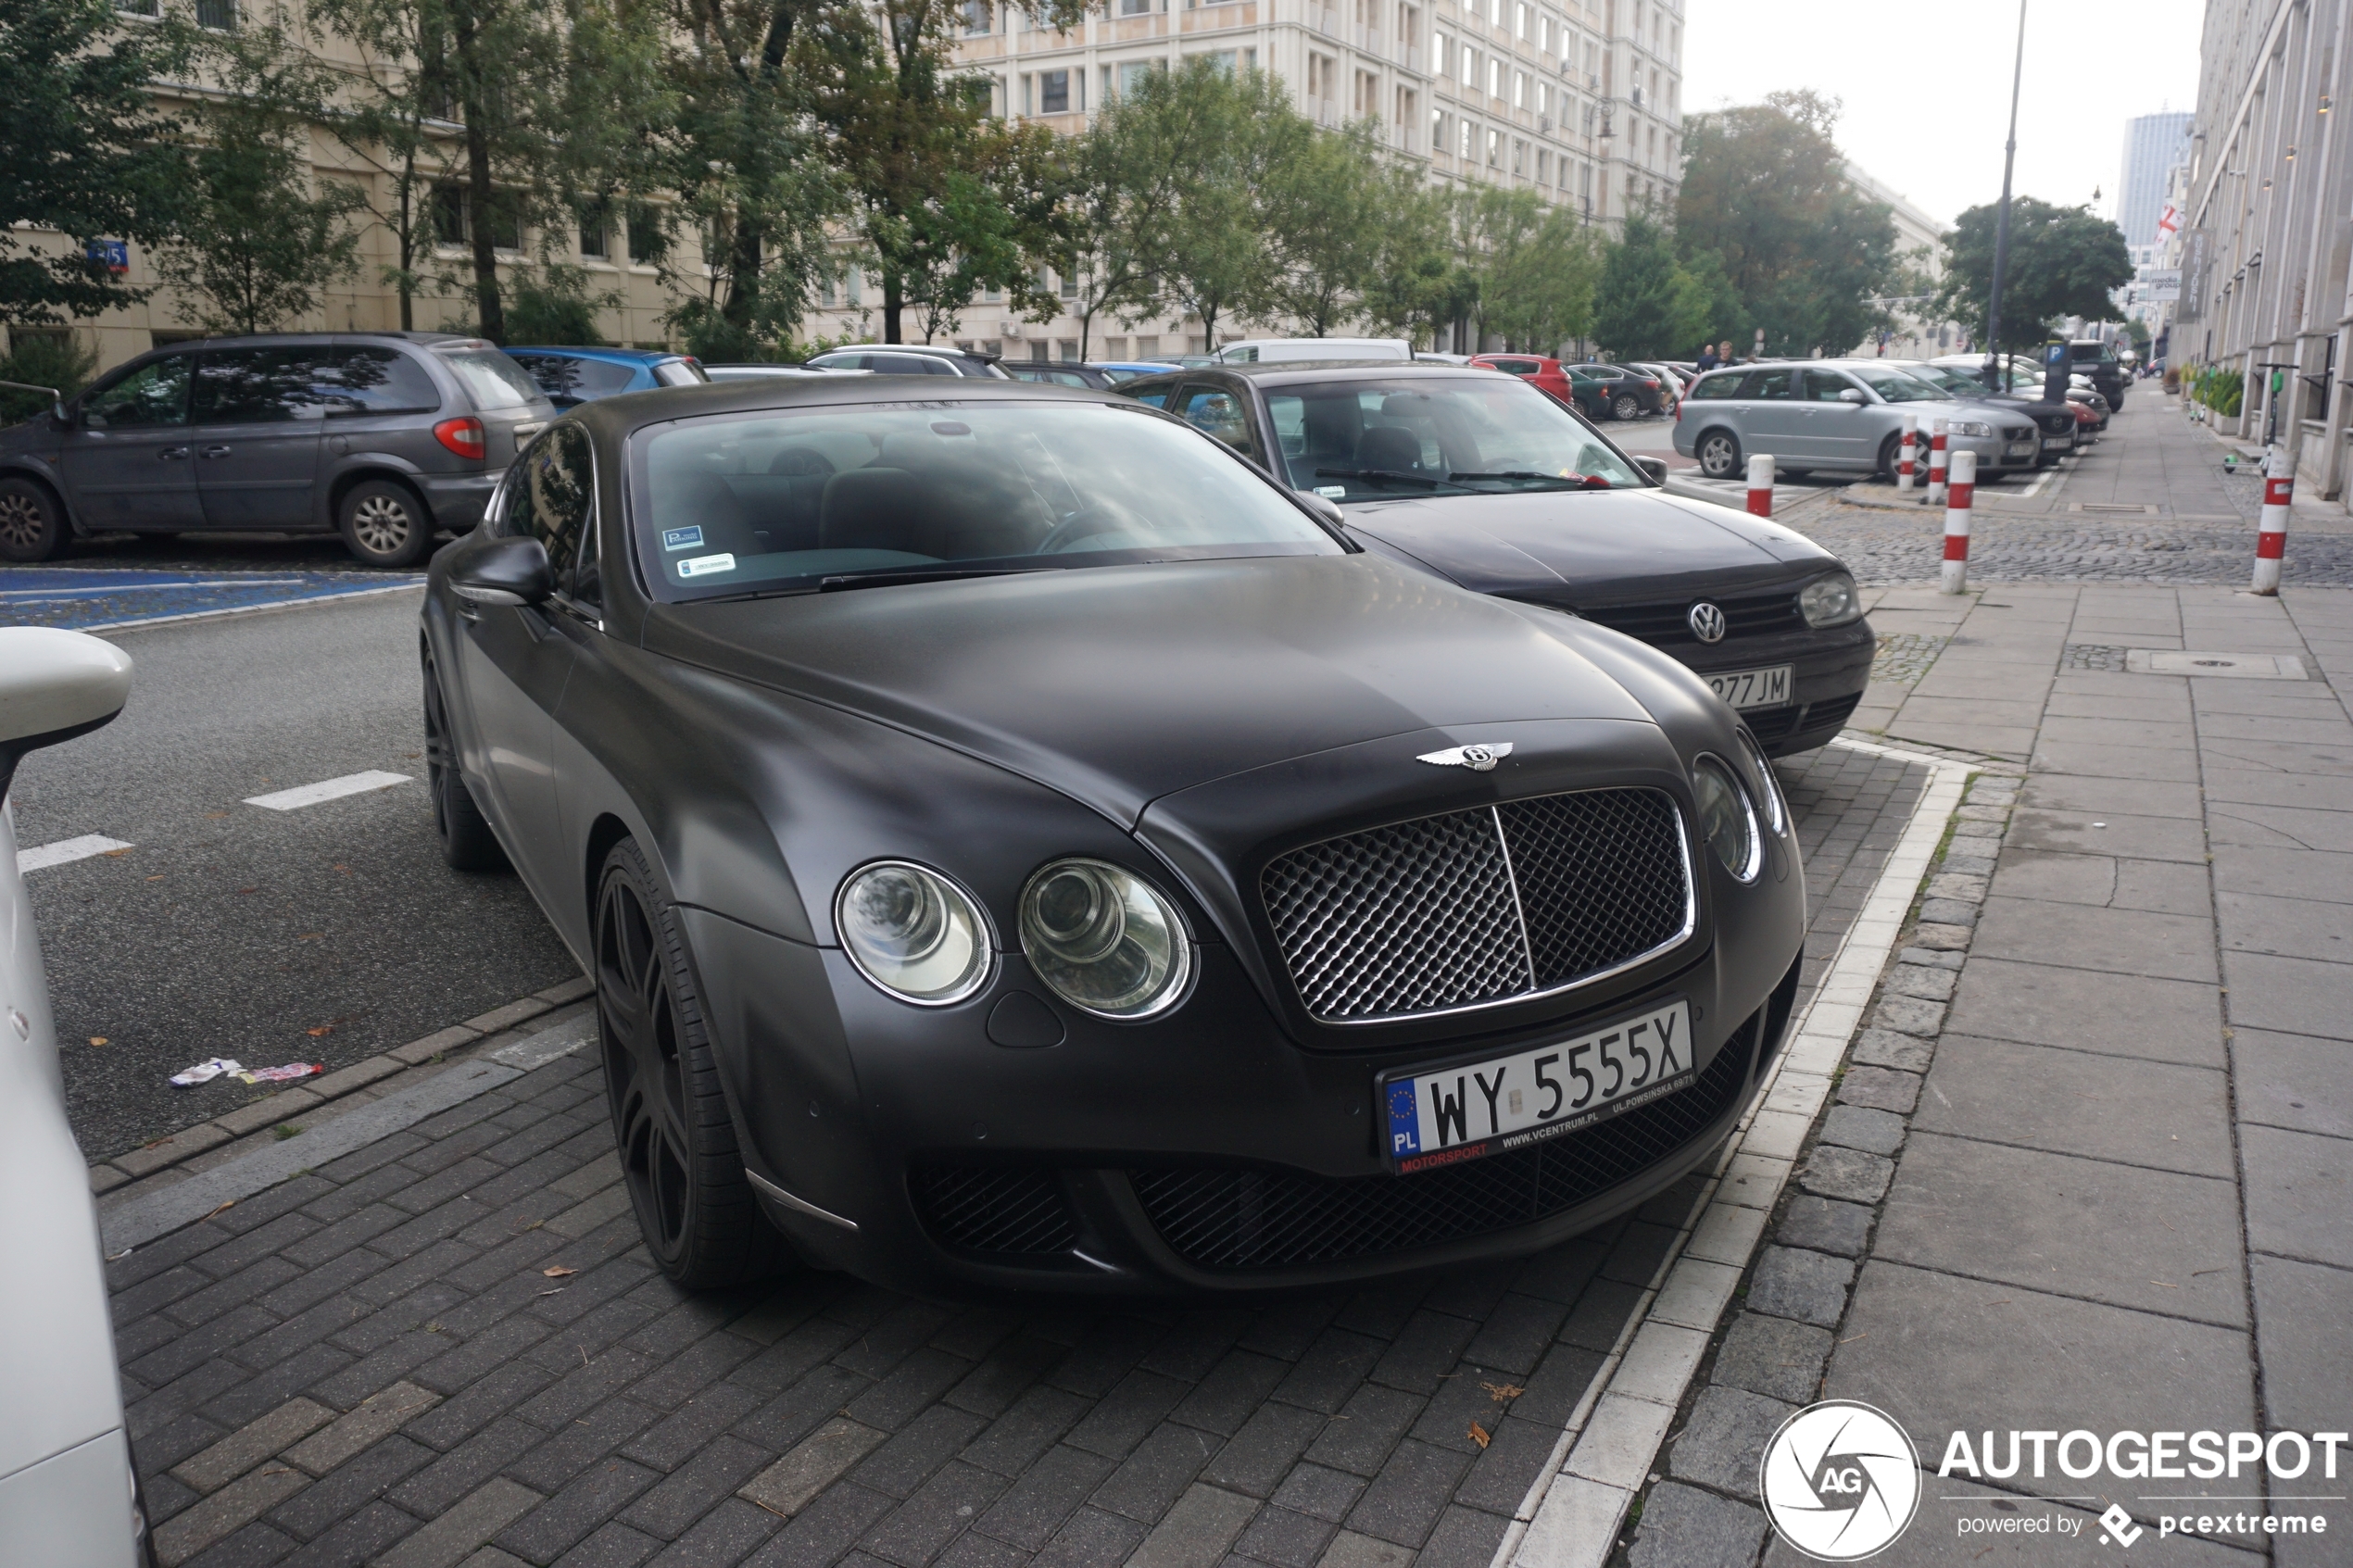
<box><xmin>1116</xmin><ymin>364</ymin><xmax>1874</xmax><ymax>756</ymax></box>
<box><xmin>424</xmin><ymin>376</ymin><xmax>1807</xmax><ymax>1296</ymax></box>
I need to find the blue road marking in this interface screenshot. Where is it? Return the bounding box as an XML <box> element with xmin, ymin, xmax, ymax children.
<box><xmin>0</xmin><ymin>567</ymin><xmax>422</xmax><ymax>631</ymax></box>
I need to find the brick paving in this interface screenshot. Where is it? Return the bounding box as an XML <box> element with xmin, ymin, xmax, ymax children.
<box><xmin>105</xmin><ymin>744</ymin><xmax>1928</xmax><ymax>1568</ymax></box>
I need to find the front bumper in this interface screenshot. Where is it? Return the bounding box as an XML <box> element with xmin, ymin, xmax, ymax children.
<box><xmin>417</xmin><ymin>470</ymin><xmax>498</xmax><ymax>530</ymax></box>
<box><xmin>686</xmin><ymin>904</ymin><xmax>1804</xmax><ymax>1298</ymax></box>
<box><xmin>1658</xmin><ymin>617</ymin><xmax>1875</xmax><ymax>757</ymax></box>
<box><xmin>1948</xmin><ymin>431</ymin><xmax>2041</xmax><ymax>477</ymax></box>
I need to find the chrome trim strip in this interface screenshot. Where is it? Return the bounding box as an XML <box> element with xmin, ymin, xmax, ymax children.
<box><xmin>745</xmin><ymin>1170</ymin><xmax>859</xmax><ymax>1232</ymax></box>
<box><xmin>1487</xmin><ymin>804</ymin><xmax>1541</xmax><ymax>991</ymax></box>
<box><xmin>1296</xmin><ymin>786</ymin><xmax>1702</xmax><ymax>1027</ymax></box>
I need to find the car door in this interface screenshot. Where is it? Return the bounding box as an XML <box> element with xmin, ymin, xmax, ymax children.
<box><xmin>1795</xmin><ymin>369</ymin><xmax>1873</xmax><ymax>466</ymax></box>
<box><xmin>1736</xmin><ymin>368</ymin><xmax>1805</xmax><ymax>457</ymax></box>
<box><xmin>54</xmin><ymin>354</ymin><xmax>205</xmax><ymax>531</ymax></box>
<box><xmin>1173</xmin><ymin>382</ymin><xmax>1265</xmax><ymax>469</ymax></box>
<box><xmin>452</xmin><ymin>423</ymin><xmax>592</xmax><ymax>901</ymax></box>
<box><xmin>187</xmin><ymin>347</ymin><xmax>328</xmax><ymax>529</ymax></box>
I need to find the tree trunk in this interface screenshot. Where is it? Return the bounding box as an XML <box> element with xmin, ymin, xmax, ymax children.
<box><xmin>459</xmin><ymin>77</ymin><xmax>503</xmax><ymax>342</ymax></box>
<box><xmin>882</xmin><ymin>270</ymin><xmax>903</xmax><ymax>343</ymax></box>
<box><xmin>724</xmin><ymin>212</ymin><xmax>761</xmax><ymax>340</ymax></box>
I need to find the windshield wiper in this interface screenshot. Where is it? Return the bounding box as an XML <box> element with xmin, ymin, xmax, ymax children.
<box><xmin>1446</xmin><ymin>470</ymin><xmax>1608</xmax><ymax>489</ymax></box>
<box><xmin>817</xmin><ymin>565</ymin><xmax>1053</xmax><ymax>593</ymax></box>
<box><xmin>1314</xmin><ymin>467</ymin><xmax>1466</xmax><ymax>492</ymax></box>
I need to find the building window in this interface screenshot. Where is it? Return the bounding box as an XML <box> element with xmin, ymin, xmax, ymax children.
<box><xmin>1461</xmin><ymin>46</ymin><xmax>1475</xmax><ymax>87</ymax></box>
<box><xmin>1060</xmin><ymin>270</ymin><xmax>1078</xmax><ymax>300</ymax></box>
<box><xmin>1488</xmin><ymin>58</ymin><xmax>1501</xmax><ymax>98</ymax></box>
<box><xmin>1538</xmin><ymin>149</ymin><xmax>1551</xmax><ymax>184</ymax></box>
<box><xmin>1119</xmin><ymin>59</ymin><xmax>1158</xmax><ymax>94</ymax></box>
<box><xmin>1058</xmin><ymin>339</ymin><xmax>1079</xmax><ymax>360</ymax></box>
<box><xmin>1514</xmin><ymin>69</ymin><xmax>1526</xmax><ymax>107</ymax></box>
<box><xmin>626</xmin><ymin>206</ymin><xmax>661</xmax><ymax>264</ymax></box>
<box><xmin>1432</xmin><ymin>107</ymin><xmax>1447</xmax><ymax>152</ymax></box>
<box><xmin>1434</xmin><ymin>31</ymin><xmax>1450</xmax><ymax>74</ymax></box>
<box><xmin>1487</xmin><ymin>127</ymin><xmax>1501</xmax><ymax>165</ymax></box>
<box><xmin>1515</xmin><ymin>1</ymin><xmax>1528</xmax><ymax>35</ymax></box>
<box><xmin>1039</xmin><ymin>69</ymin><xmax>1069</xmax><ymax>113</ymax></box>
<box><xmin>1119</xmin><ymin>0</ymin><xmax>1153</xmax><ymax>13</ymax></box>
<box><xmin>1512</xmin><ymin>137</ymin><xmax>1525</xmax><ymax>174</ymax></box>
<box><xmin>1460</xmin><ymin>118</ymin><xmax>1473</xmax><ymax>157</ymax></box>
<box><xmin>963</xmin><ymin>0</ymin><xmax>990</xmax><ymax>33</ymax></box>
<box><xmin>114</xmin><ymin>0</ymin><xmax>161</xmax><ymax>15</ymax></box>
<box><xmin>432</xmin><ymin>184</ymin><xmax>467</xmax><ymax>247</ymax></box>
<box><xmin>195</xmin><ymin>0</ymin><xmax>235</xmax><ymax>28</ymax></box>
<box><xmin>578</xmin><ymin>205</ymin><xmax>609</xmax><ymax>259</ymax></box>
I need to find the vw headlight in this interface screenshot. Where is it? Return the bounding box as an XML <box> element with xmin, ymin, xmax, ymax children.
<box><xmin>1692</xmin><ymin>758</ymin><xmax>1762</xmax><ymax>882</ymax></box>
<box><xmin>1797</xmin><ymin>571</ymin><xmax>1861</xmax><ymax>628</ymax></box>
<box><xmin>1019</xmin><ymin>859</ymin><xmax>1191</xmax><ymax>1019</ymax></box>
<box><xmin>837</xmin><ymin>861</ymin><xmax>992</xmax><ymax>1005</ymax></box>
<box><xmin>1953</xmin><ymin>420</ymin><xmax>1994</xmax><ymax>438</ymax></box>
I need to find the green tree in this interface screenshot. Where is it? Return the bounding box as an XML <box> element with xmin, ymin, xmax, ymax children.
<box><xmin>1675</xmin><ymin>91</ymin><xmax>1899</xmax><ymax>355</ymax></box>
<box><xmin>155</xmin><ymin>26</ymin><xmax>366</xmax><ymax>335</ymax></box>
<box><xmin>1356</xmin><ymin>171</ymin><xmax>1466</xmax><ymax>349</ymax></box>
<box><xmin>1593</xmin><ymin>211</ymin><xmax>1687</xmax><ymax>359</ymax></box>
<box><xmin>1935</xmin><ymin>196</ymin><xmax>2133</xmax><ymax>353</ymax></box>
<box><xmin>0</xmin><ymin>0</ymin><xmax>192</xmax><ymax>328</ymax></box>
<box><xmin>887</xmin><ymin>119</ymin><xmax>1068</xmax><ymax>345</ymax></box>
<box><xmin>1258</xmin><ymin>120</ymin><xmax>1388</xmax><ymax>337</ymax></box>
<box><xmin>1469</xmin><ymin>186</ymin><xmax>1598</xmax><ymax>353</ymax></box>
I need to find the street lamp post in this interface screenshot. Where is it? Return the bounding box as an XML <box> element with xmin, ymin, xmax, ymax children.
<box><xmin>1983</xmin><ymin>0</ymin><xmax>2029</xmax><ymax>392</ymax></box>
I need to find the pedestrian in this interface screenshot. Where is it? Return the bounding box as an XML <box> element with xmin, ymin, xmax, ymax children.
<box><xmin>1718</xmin><ymin>339</ymin><xmax>1736</xmax><ymax>367</ymax></box>
<box><xmin>1695</xmin><ymin>343</ymin><xmax>1720</xmax><ymax>372</ymax></box>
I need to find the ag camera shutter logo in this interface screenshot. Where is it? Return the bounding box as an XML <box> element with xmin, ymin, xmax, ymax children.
<box><xmin>1759</xmin><ymin>1400</ymin><xmax>1922</xmax><ymax>1561</ymax></box>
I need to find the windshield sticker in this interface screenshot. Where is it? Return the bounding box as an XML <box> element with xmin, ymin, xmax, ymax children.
<box><xmin>676</xmin><ymin>553</ymin><xmax>736</xmax><ymax>578</ymax></box>
<box><xmin>661</xmin><ymin>525</ymin><xmax>704</xmax><ymax>552</ymax></box>
<box><xmin>1315</xmin><ymin>485</ymin><xmax>1347</xmax><ymax>498</ymax></box>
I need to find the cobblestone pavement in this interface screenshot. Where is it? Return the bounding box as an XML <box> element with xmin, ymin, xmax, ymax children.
<box><xmin>106</xmin><ymin>746</ymin><xmax>1930</xmax><ymax>1568</ymax></box>
<box><xmin>1799</xmin><ymin>512</ymin><xmax>2353</xmax><ymax>587</ymax></box>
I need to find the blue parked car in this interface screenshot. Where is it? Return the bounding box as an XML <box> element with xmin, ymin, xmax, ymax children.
<box><xmin>503</xmin><ymin>345</ymin><xmax>707</xmax><ymax>408</ymax></box>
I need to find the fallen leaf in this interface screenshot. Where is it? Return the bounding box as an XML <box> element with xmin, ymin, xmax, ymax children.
<box><xmin>1467</xmin><ymin>1424</ymin><xmax>1491</xmax><ymax>1449</ymax></box>
<box><xmin>1480</xmin><ymin>1382</ymin><xmax>1525</xmax><ymax>1401</ymax></box>
<box><xmin>543</xmin><ymin>1265</ymin><xmax>577</xmax><ymax>1279</ymax></box>
<box><xmin>205</xmin><ymin>810</ymin><xmax>230</xmax><ymax>820</ymax></box>
<box><xmin>296</xmin><ymin>933</ymin><xmax>323</xmax><ymax>941</ymax></box>
<box><xmin>145</xmin><ymin>874</ymin><xmax>166</xmax><ymax>882</ymax></box>
<box><xmin>307</xmin><ymin>1025</ymin><xmax>333</xmax><ymax>1037</ymax></box>
<box><xmin>202</xmin><ymin>1199</ymin><xmax>235</xmax><ymax>1222</ymax></box>
<box><xmin>237</xmin><ymin>886</ymin><xmax>258</xmax><ymax>895</ymax></box>
<box><xmin>89</xmin><ymin>1036</ymin><xmax>109</xmax><ymax>1047</ymax></box>
<box><xmin>102</xmin><ymin>847</ymin><xmax>133</xmax><ymax>859</ymax></box>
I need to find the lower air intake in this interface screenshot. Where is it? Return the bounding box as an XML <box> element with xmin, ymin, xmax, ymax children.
<box><xmin>909</xmin><ymin>1165</ymin><xmax>1077</xmax><ymax>1255</ymax></box>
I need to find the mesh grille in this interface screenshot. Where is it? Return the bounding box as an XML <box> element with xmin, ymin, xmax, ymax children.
<box><xmin>1261</xmin><ymin>788</ymin><xmax>1689</xmax><ymax>1022</ymax></box>
<box><xmin>1131</xmin><ymin>1011</ymin><xmax>1759</xmax><ymax>1271</ymax></box>
<box><xmin>1577</xmin><ymin>592</ymin><xmax>1799</xmax><ymax>646</ymax></box>
<box><xmin>908</xmin><ymin>1165</ymin><xmax>1077</xmax><ymax>1255</ymax></box>
<box><xmin>1498</xmin><ymin>792</ymin><xmax>1690</xmax><ymax>988</ymax></box>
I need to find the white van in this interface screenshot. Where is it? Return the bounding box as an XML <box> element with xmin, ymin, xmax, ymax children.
<box><xmin>1216</xmin><ymin>337</ymin><xmax>1414</xmax><ymax>364</ymax></box>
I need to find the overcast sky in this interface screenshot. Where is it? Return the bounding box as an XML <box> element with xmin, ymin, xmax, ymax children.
<box><xmin>1682</xmin><ymin>0</ymin><xmax>2209</xmax><ymax>229</ymax></box>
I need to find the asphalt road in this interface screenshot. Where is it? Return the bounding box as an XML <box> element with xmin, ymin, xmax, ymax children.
<box><xmin>13</xmin><ymin>586</ymin><xmax>579</xmax><ymax>1163</ymax></box>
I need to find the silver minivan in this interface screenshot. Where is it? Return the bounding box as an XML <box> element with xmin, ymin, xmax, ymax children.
<box><xmin>1672</xmin><ymin>360</ymin><xmax>2042</xmax><ymax>483</ymax></box>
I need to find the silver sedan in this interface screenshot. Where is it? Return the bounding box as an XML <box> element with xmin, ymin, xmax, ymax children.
<box><xmin>1672</xmin><ymin>360</ymin><xmax>2043</xmax><ymax>482</ymax></box>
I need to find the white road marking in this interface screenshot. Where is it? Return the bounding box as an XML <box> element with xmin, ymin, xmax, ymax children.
<box><xmin>16</xmin><ymin>834</ymin><xmax>135</xmax><ymax>873</ymax></box>
<box><xmin>244</xmin><ymin>771</ymin><xmax>413</xmax><ymax>810</ymax></box>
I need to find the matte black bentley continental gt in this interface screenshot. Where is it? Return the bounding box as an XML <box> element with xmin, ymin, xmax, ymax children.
<box><xmin>422</xmin><ymin>377</ymin><xmax>1809</xmax><ymax>1296</ymax></box>
<box><xmin>1118</xmin><ymin>363</ymin><xmax>1874</xmax><ymax>756</ymax></box>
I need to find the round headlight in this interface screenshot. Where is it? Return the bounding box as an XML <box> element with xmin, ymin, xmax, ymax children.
<box><xmin>836</xmin><ymin>861</ymin><xmax>992</xmax><ymax>1005</ymax></box>
<box><xmin>1692</xmin><ymin>758</ymin><xmax>1762</xmax><ymax>882</ymax></box>
<box><xmin>1797</xmin><ymin>571</ymin><xmax>1861</xmax><ymax>628</ymax></box>
<box><xmin>1736</xmin><ymin>727</ymin><xmax>1788</xmax><ymax>836</ymax></box>
<box><xmin>1019</xmin><ymin>859</ymin><xmax>1191</xmax><ymax>1019</ymax></box>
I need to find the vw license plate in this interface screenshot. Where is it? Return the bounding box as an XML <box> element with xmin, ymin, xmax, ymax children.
<box><xmin>1382</xmin><ymin>999</ymin><xmax>1695</xmax><ymax>1173</ymax></box>
<box><xmin>1703</xmin><ymin>665</ymin><xmax>1791</xmax><ymax>710</ymax></box>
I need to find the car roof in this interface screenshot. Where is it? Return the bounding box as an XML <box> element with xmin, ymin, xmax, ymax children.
<box><xmin>1162</xmin><ymin>362</ymin><xmax>1508</xmax><ymax>386</ymax></box>
<box><xmin>566</xmin><ymin>372</ymin><xmax>1125</xmax><ymax>443</ymax></box>
<box><xmin>505</xmin><ymin>345</ymin><xmax>678</xmax><ymax>363</ymax></box>
<box><xmin>818</xmin><ymin>343</ymin><xmax>994</xmax><ymax>360</ymax></box>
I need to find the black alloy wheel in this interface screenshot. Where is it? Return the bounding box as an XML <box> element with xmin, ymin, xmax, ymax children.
<box><xmin>0</xmin><ymin>475</ymin><xmax>67</xmax><ymax>562</ymax></box>
<box><xmin>595</xmin><ymin>838</ymin><xmax>791</xmax><ymax>1288</ymax></box>
<box><xmin>1612</xmin><ymin>393</ymin><xmax>1642</xmax><ymax>421</ymax></box>
<box><xmin>1696</xmin><ymin>430</ymin><xmax>1743</xmax><ymax>479</ymax></box>
<box><xmin>421</xmin><ymin>645</ymin><xmax>507</xmax><ymax>872</ymax></box>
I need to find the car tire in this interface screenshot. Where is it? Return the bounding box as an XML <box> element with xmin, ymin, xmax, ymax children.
<box><xmin>1612</xmin><ymin>394</ymin><xmax>1641</xmax><ymax>421</ymax></box>
<box><xmin>1875</xmin><ymin>432</ymin><xmax>1906</xmax><ymax>480</ymax></box>
<box><xmin>595</xmin><ymin>837</ymin><xmax>795</xmax><ymax>1289</ymax></box>
<box><xmin>1696</xmin><ymin>430</ymin><xmax>1743</xmax><ymax>479</ymax></box>
<box><xmin>337</xmin><ymin>478</ymin><xmax>435</xmax><ymax>569</ymax></box>
<box><xmin>0</xmin><ymin>475</ymin><xmax>69</xmax><ymax>562</ymax></box>
<box><xmin>422</xmin><ymin>643</ymin><xmax>508</xmax><ymax>872</ymax></box>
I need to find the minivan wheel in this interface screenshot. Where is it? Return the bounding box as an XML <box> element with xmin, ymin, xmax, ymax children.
<box><xmin>1696</xmin><ymin>430</ymin><xmax>1743</xmax><ymax>479</ymax></box>
<box><xmin>338</xmin><ymin>479</ymin><xmax>435</xmax><ymax>568</ymax></box>
<box><xmin>596</xmin><ymin>838</ymin><xmax>794</xmax><ymax>1289</ymax></box>
<box><xmin>0</xmin><ymin>476</ymin><xmax>68</xmax><ymax>562</ymax></box>
<box><xmin>1612</xmin><ymin>394</ymin><xmax>1641</xmax><ymax>421</ymax></box>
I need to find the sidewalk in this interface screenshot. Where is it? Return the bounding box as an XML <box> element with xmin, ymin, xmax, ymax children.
<box><xmin>1592</xmin><ymin>584</ymin><xmax>2353</xmax><ymax>1562</ymax></box>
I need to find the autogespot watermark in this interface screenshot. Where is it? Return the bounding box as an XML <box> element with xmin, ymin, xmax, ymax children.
<box><xmin>1759</xmin><ymin>1404</ymin><xmax>2349</xmax><ymax>1559</ymax></box>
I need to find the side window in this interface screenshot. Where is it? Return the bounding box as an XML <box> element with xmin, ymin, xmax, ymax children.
<box><xmin>1126</xmin><ymin>384</ymin><xmax>1174</xmax><ymax>408</ymax></box>
<box><xmin>1746</xmin><ymin>370</ymin><xmax>1794</xmax><ymax>400</ymax></box>
<box><xmin>1802</xmin><ymin>370</ymin><xmax>1859</xmax><ymax>402</ymax></box>
<box><xmin>509</xmin><ymin>424</ymin><xmax>597</xmax><ymax>605</ymax></box>
<box><xmin>1687</xmin><ymin>372</ymin><xmax>1741</xmax><ymax>401</ymax></box>
<box><xmin>82</xmin><ymin>356</ymin><xmax>192</xmax><ymax>428</ymax></box>
<box><xmin>320</xmin><ymin>348</ymin><xmax>440</xmax><ymax>415</ymax></box>
<box><xmin>1176</xmin><ymin>386</ymin><xmax>1259</xmax><ymax>460</ymax></box>
<box><xmin>193</xmin><ymin>347</ymin><xmax>334</xmax><ymax>424</ymax></box>
<box><xmin>868</xmin><ymin>354</ymin><xmax>936</xmax><ymax>375</ymax></box>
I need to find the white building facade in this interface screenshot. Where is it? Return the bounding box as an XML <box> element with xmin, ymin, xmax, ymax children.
<box><xmin>801</xmin><ymin>0</ymin><xmax>1687</xmax><ymax>358</ymax></box>
<box><xmin>1840</xmin><ymin>163</ymin><xmax>1952</xmax><ymax>360</ymax></box>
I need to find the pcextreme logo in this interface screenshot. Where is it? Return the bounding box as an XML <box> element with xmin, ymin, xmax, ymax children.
<box><xmin>1759</xmin><ymin>1401</ymin><xmax>1923</xmax><ymax>1561</ymax></box>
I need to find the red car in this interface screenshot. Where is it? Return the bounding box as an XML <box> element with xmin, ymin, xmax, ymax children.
<box><xmin>1470</xmin><ymin>354</ymin><xmax>1613</xmax><ymax>421</ymax></box>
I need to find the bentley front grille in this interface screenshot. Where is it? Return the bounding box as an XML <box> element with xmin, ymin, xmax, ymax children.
<box><xmin>1260</xmin><ymin>787</ymin><xmax>1693</xmax><ymax>1023</ymax></box>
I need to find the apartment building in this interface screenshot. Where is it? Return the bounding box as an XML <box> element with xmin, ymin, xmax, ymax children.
<box><xmin>2175</xmin><ymin>0</ymin><xmax>2352</xmax><ymax>500</ymax></box>
<box><xmin>1840</xmin><ymin>162</ymin><xmax>1953</xmax><ymax>359</ymax></box>
<box><xmin>805</xmin><ymin>0</ymin><xmax>1686</xmax><ymax>358</ymax></box>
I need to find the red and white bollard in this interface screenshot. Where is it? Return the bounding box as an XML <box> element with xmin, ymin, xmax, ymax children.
<box><xmin>1940</xmin><ymin>449</ymin><xmax>1976</xmax><ymax>595</ymax></box>
<box><xmin>1746</xmin><ymin>452</ymin><xmax>1775</xmax><ymax>517</ymax></box>
<box><xmin>2253</xmin><ymin>444</ymin><xmax>2290</xmax><ymax>595</ymax></box>
<box><xmin>1926</xmin><ymin>418</ymin><xmax>1949</xmax><ymax>506</ymax></box>
<box><xmin>1897</xmin><ymin>413</ymin><xmax>1919</xmax><ymax>493</ymax></box>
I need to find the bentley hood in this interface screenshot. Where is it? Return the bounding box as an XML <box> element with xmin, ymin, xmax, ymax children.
<box><xmin>641</xmin><ymin>553</ymin><xmax>1662</xmax><ymax>828</ymax></box>
<box><xmin>1340</xmin><ymin>488</ymin><xmax>1841</xmax><ymax>606</ymax></box>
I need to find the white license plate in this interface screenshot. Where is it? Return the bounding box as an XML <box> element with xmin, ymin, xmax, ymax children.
<box><xmin>1703</xmin><ymin>665</ymin><xmax>1792</xmax><ymax>710</ymax></box>
<box><xmin>2043</xmin><ymin>435</ymin><xmax>2072</xmax><ymax>450</ymax></box>
<box><xmin>2006</xmin><ymin>441</ymin><xmax>2037</xmax><ymax>457</ymax></box>
<box><xmin>1383</xmin><ymin>1000</ymin><xmax>1695</xmax><ymax>1173</ymax></box>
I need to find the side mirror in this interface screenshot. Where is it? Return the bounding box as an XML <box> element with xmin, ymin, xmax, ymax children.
<box><xmin>1298</xmin><ymin>490</ymin><xmax>1347</xmax><ymax>528</ymax></box>
<box><xmin>1633</xmin><ymin>456</ymin><xmax>1667</xmax><ymax>483</ymax></box>
<box><xmin>1837</xmin><ymin>388</ymin><xmax>1867</xmax><ymax>405</ymax></box>
<box><xmin>0</xmin><ymin>628</ymin><xmax>133</xmax><ymax>799</ymax></box>
<box><xmin>449</xmin><ymin>537</ymin><xmax>554</xmax><ymax>606</ymax></box>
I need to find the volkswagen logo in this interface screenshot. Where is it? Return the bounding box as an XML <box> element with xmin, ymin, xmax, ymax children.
<box><xmin>1688</xmin><ymin>602</ymin><xmax>1729</xmax><ymax>644</ymax></box>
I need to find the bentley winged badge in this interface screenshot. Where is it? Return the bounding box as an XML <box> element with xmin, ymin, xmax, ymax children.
<box><xmin>1416</xmin><ymin>742</ymin><xmax>1514</xmax><ymax>771</ymax></box>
